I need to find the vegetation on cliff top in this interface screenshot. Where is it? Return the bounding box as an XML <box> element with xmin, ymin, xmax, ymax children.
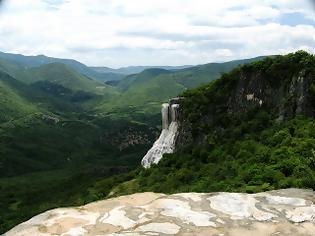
<box><xmin>114</xmin><ymin>51</ymin><xmax>315</xmax><ymax>194</ymax></box>
<box><xmin>136</xmin><ymin>116</ymin><xmax>315</xmax><ymax>193</ymax></box>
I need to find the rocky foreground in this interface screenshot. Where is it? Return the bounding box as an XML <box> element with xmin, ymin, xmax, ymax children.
<box><xmin>5</xmin><ymin>189</ymin><xmax>315</xmax><ymax>236</ymax></box>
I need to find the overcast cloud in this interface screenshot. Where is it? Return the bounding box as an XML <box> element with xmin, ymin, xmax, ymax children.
<box><xmin>0</xmin><ymin>0</ymin><xmax>314</xmax><ymax>67</ymax></box>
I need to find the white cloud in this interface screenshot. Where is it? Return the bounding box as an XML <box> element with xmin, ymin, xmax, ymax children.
<box><xmin>0</xmin><ymin>0</ymin><xmax>314</xmax><ymax>67</ymax></box>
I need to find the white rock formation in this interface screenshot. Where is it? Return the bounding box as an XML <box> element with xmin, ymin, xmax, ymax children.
<box><xmin>141</xmin><ymin>100</ymin><xmax>180</xmax><ymax>168</ymax></box>
<box><xmin>5</xmin><ymin>189</ymin><xmax>315</xmax><ymax>236</ymax></box>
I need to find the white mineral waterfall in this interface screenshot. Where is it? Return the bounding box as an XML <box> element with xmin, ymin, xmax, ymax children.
<box><xmin>171</xmin><ymin>104</ymin><xmax>179</xmax><ymax>122</ymax></box>
<box><xmin>141</xmin><ymin>102</ymin><xmax>179</xmax><ymax>168</ymax></box>
<box><xmin>162</xmin><ymin>103</ymin><xmax>170</xmax><ymax>129</ymax></box>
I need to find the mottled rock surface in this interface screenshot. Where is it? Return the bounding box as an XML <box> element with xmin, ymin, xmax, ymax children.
<box><xmin>5</xmin><ymin>189</ymin><xmax>315</xmax><ymax>236</ymax></box>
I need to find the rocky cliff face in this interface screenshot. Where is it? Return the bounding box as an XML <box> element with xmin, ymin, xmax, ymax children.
<box><xmin>5</xmin><ymin>189</ymin><xmax>315</xmax><ymax>236</ymax></box>
<box><xmin>176</xmin><ymin>52</ymin><xmax>315</xmax><ymax>149</ymax></box>
<box><xmin>226</xmin><ymin>69</ymin><xmax>314</xmax><ymax>120</ymax></box>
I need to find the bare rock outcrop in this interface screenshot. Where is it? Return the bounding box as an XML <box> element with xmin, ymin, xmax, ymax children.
<box><xmin>5</xmin><ymin>189</ymin><xmax>315</xmax><ymax>236</ymax></box>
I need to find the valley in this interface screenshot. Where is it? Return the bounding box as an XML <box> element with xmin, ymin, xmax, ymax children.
<box><xmin>0</xmin><ymin>50</ymin><xmax>265</xmax><ymax>233</ymax></box>
<box><xmin>0</xmin><ymin>50</ymin><xmax>314</xmax><ymax>235</ymax></box>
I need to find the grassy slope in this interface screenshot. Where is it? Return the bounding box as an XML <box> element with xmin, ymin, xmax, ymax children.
<box><xmin>0</xmin><ymin>59</ymin><xmax>118</xmax><ymax>96</ymax></box>
<box><xmin>0</xmin><ymin>59</ymin><xmax>24</xmax><ymax>77</ymax></box>
<box><xmin>0</xmin><ymin>72</ymin><xmax>39</xmax><ymax>123</ymax></box>
<box><xmin>99</xmin><ymin>69</ymin><xmax>185</xmax><ymax>115</ymax></box>
<box><xmin>26</xmin><ymin>63</ymin><xmax>117</xmax><ymax>95</ymax></box>
<box><xmin>172</xmin><ymin>56</ymin><xmax>267</xmax><ymax>88</ymax></box>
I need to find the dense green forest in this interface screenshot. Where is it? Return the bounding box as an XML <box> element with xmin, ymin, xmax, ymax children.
<box><xmin>135</xmin><ymin>117</ymin><xmax>315</xmax><ymax>193</ymax></box>
<box><xmin>0</xmin><ymin>112</ymin><xmax>155</xmax><ymax>233</ymax></box>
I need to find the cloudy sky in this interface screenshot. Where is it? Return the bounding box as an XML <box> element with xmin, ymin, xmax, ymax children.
<box><xmin>0</xmin><ymin>0</ymin><xmax>314</xmax><ymax>68</ymax></box>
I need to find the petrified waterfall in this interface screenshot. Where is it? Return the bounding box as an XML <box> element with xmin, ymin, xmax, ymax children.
<box><xmin>141</xmin><ymin>99</ymin><xmax>180</xmax><ymax>168</ymax></box>
<box><xmin>162</xmin><ymin>103</ymin><xmax>170</xmax><ymax>129</ymax></box>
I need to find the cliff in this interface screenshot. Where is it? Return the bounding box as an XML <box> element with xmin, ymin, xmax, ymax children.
<box><xmin>142</xmin><ymin>52</ymin><xmax>315</xmax><ymax>168</ymax></box>
<box><xmin>176</xmin><ymin>51</ymin><xmax>315</xmax><ymax>148</ymax></box>
<box><xmin>134</xmin><ymin>51</ymin><xmax>315</xmax><ymax>194</ymax></box>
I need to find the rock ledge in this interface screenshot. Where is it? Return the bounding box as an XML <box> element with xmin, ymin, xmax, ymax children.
<box><xmin>5</xmin><ymin>189</ymin><xmax>315</xmax><ymax>236</ymax></box>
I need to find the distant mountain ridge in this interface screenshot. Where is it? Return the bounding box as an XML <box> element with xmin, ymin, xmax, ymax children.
<box><xmin>0</xmin><ymin>51</ymin><xmax>124</xmax><ymax>82</ymax></box>
<box><xmin>0</xmin><ymin>60</ymin><xmax>117</xmax><ymax>97</ymax></box>
<box><xmin>0</xmin><ymin>51</ymin><xmax>193</xmax><ymax>82</ymax></box>
<box><xmin>90</xmin><ymin>65</ymin><xmax>194</xmax><ymax>75</ymax></box>
<box><xmin>0</xmin><ymin>51</ymin><xmax>268</xmax><ymax>84</ymax></box>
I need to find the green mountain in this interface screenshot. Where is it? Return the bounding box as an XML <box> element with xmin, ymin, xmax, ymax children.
<box><xmin>117</xmin><ymin>68</ymin><xmax>172</xmax><ymax>90</ymax></box>
<box><xmin>0</xmin><ymin>51</ymin><xmax>124</xmax><ymax>82</ymax></box>
<box><xmin>171</xmin><ymin>56</ymin><xmax>267</xmax><ymax>88</ymax></box>
<box><xmin>0</xmin><ymin>69</ymin><xmax>96</xmax><ymax>123</ymax></box>
<box><xmin>0</xmin><ymin>59</ymin><xmax>118</xmax><ymax>97</ymax></box>
<box><xmin>90</xmin><ymin>65</ymin><xmax>193</xmax><ymax>75</ymax></box>
<box><xmin>118</xmin><ymin>51</ymin><xmax>315</xmax><ymax>195</ymax></box>
<box><xmin>26</xmin><ymin>63</ymin><xmax>116</xmax><ymax>95</ymax></box>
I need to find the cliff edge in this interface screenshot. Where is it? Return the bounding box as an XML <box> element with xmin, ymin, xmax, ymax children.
<box><xmin>5</xmin><ymin>189</ymin><xmax>315</xmax><ymax>236</ymax></box>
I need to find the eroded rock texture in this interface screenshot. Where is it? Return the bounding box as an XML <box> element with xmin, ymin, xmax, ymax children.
<box><xmin>5</xmin><ymin>189</ymin><xmax>315</xmax><ymax>236</ymax></box>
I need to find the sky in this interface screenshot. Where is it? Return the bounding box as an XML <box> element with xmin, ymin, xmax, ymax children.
<box><xmin>0</xmin><ymin>0</ymin><xmax>314</xmax><ymax>68</ymax></box>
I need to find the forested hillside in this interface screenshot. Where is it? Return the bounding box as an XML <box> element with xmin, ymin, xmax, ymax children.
<box><xmin>112</xmin><ymin>51</ymin><xmax>315</xmax><ymax>195</ymax></box>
